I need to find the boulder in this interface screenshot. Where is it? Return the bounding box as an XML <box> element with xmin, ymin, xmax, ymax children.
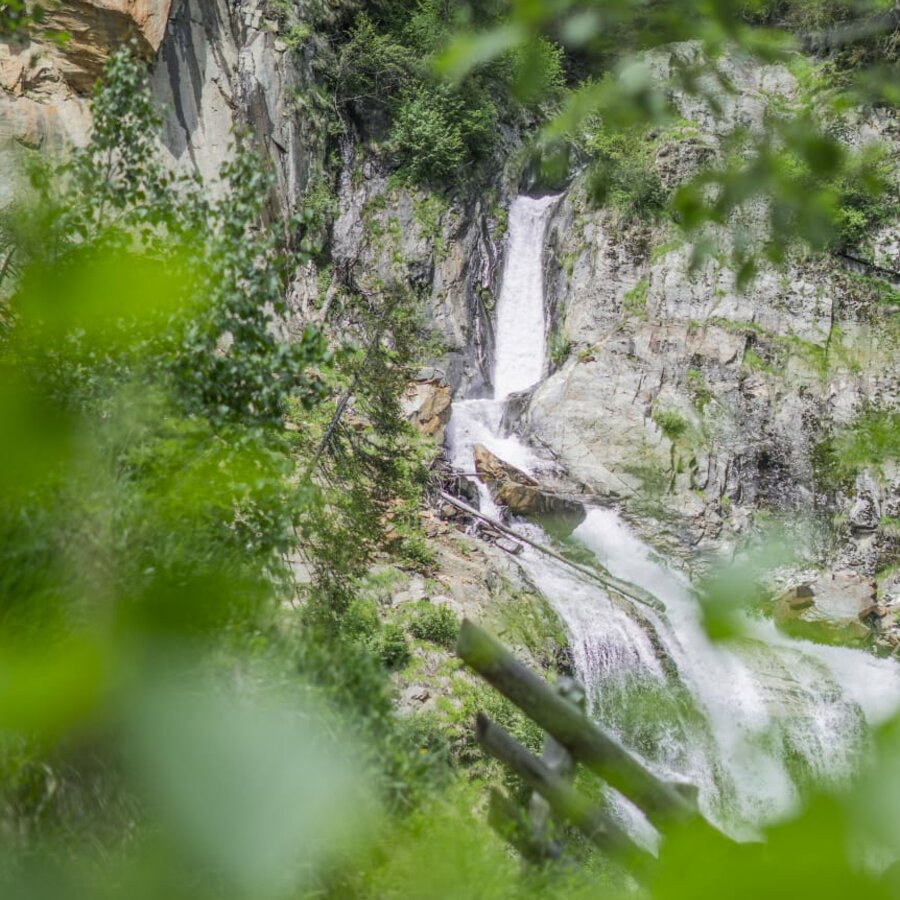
<box><xmin>473</xmin><ymin>444</ymin><xmax>538</xmax><ymax>488</ymax></box>
<box><xmin>402</xmin><ymin>378</ymin><xmax>452</xmax><ymax>444</ymax></box>
<box><xmin>473</xmin><ymin>444</ymin><xmax>586</xmax><ymax>534</ymax></box>
<box><xmin>774</xmin><ymin>571</ymin><xmax>880</xmax><ymax>646</ymax></box>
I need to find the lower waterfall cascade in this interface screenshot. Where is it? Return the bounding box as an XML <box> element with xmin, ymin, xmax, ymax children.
<box><xmin>447</xmin><ymin>195</ymin><xmax>900</xmax><ymax>840</ymax></box>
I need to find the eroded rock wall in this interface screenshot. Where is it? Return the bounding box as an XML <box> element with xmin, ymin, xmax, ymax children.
<box><xmin>519</xmin><ymin>50</ymin><xmax>900</xmax><ymax>584</ymax></box>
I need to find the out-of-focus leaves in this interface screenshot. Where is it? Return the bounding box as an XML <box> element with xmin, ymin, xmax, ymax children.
<box><xmin>13</xmin><ymin>250</ymin><xmax>188</xmax><ymax>351</ymax></box>
<box><xmin>654</xmin><ymin>796</ymin><xmax>890</xmax><ymax>900</ymax></box>
<box><xmin>0</xmin><ymin>638</ymin><xmax>107</xmax><ymax>735</ymax></box>
<box><xmin>125</xmin><ymin>677</ymin><xmax>378</xmax><ymax>897</ymax></box>
<box><xmin>698</xmin><ymin>530</ymin><xmax>797</xmax><ymax>641</ymax></box>
<box><xmin>436</xmin><ymin>23</ymin><xmax>528</xmax><ymax>80</ymax></box>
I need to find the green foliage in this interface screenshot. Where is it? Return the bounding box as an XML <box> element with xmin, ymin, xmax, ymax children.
<box><xmin>0</xmin><ymin>0</ymin><xmax>65</xmax><ymax>42</ymax></box>
<box><xmin>0</xmin><ymin>46</ymin><xmax>442</xmax><ymax>895</ymax></box>
<box><xmin>585</xmin><ymin>124</ymin><xmax>667</xmax><ymax>221</ymax></box>
<box><xmin>830</xmin><ymin>144</ymin><xmax>897</xmax><ymax>252</ymax></box>
<box><xmin>548</xmin><ymin>327</ymin><xmax>573</xmax><ymax>366</ymax></box>
<box><xmin>653</xmin><ymin>408</ymin><xmax>689</xmax><ymax>441</ymax></box>
<box><xmin>408</xmin><ymin>601</ymin><xmax>459</xmax><ymax>648</ymax></box>
<box><xmin>375</xmin><ymin>622</ymin><xmax>413</xmax><ymax>670</ymax></box>
<box><xmin>813</xmin><ymin>407</ymin><xmax>900</xmax><ymax>497</ymax></box>
<box><xmin>331</xmin><ymin>3</ymin><xmax>567</xmax><ymax>188</ymax></box>
<box><xmin>392</xmin><ymin>81</ymin><xmax>495</xmax><ymax>183</ymax></box>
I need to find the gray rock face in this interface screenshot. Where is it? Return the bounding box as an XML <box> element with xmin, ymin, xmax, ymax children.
<box><xmin>518</xmin><ymin>51</ymin><xmax>900</xmax><ymax>574</ymax></box>
<box><xmin>329</xmin><ymin>148</ymin><xmax>508</xmax><ymax>394</ymax></box>
<box><xmin>151</xmin><ymin>0</ymin><xmax>327</xmax><ymax>218</ymax></box>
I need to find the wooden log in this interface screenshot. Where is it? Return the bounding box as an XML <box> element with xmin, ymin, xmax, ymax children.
<box><xmin>477</xmin><ymin>714</ymin><xmax>654</xmax><ymax>878</ymax></box>
<box><xmin>438</xmin><ymin>490</ymin><xmax>664</xmax><ymax>613</ymax></box>
<box><xmin>488</xmin><ymin>788</ymin><xmax>557</xmax><ymax>864</ymax></box>
<box><xmin>459</xmin><ymin>620</ymin><xmax>712</xmax><ymax>832</ymax></box>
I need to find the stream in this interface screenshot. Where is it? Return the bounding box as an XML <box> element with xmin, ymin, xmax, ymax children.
<box><xmin>446</xmin><ymin>195</ymin><xmax>900</xmax><ymax>841</ymax></box>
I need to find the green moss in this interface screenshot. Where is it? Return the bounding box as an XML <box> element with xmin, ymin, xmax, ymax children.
<box><xmin>622</xmin><ymin>278</ymin><xmax>649</xmax><ymax>319</ymax></box>
<box><xmin>491</xmin><ymin>584</ymin><xmax>569</xmax><ymax>671</ymax></box>
<box><xmin>685</xmin><ymin>368</ymin><xmax>713</xmax><ymax>412</ymax></box>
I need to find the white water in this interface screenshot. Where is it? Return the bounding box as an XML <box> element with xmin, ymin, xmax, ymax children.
<box><xmin>448</xmin><ymin>195</ymin><xmax>900</xmax><ymax>837</ymax></box>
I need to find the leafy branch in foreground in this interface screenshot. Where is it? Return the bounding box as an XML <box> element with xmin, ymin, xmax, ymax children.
<box><xmin>439</xmin><ymin>0</ymin><xmax>898</xmax><ymax>281</ymax></box>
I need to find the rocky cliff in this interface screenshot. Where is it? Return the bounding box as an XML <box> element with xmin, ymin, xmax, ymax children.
<box><xmin>2</xmin><ymin>5</ymin><xmax>898</xmax><ymax>609</ymax></box>
<box><xmin>524</xmin><ymin>50</ymin><xmax>899</xmax><ymax>595</ymax></box>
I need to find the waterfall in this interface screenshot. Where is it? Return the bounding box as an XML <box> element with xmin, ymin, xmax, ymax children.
<box><xmin>493</xmin><ymin>195</ymin><xmax>558</xmax><ymax>399</ymax></box>
<box><xmin>447</xmin><ymin>196</ymin><xmax>900</xmax><ymax>838</ymax></box>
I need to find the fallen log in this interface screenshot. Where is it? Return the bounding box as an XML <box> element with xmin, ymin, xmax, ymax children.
<box><xmin>459</xmin><ymin>620</ymin><xmax>721</xmax><ymax>834</ymax></box>
<box><xmin>477</xmin><ymin>714</ymin><xmax>654</xmax><ymax>877</ymax></box>
<box><xmin>439</xmin><ymin>490</ymin><xmax>664</xmax><ymax>613</ymax></box>
<box><xmin>488</xmin><ymin>788</ymin><xmax>557</xmax><ymax>864</ymax></box>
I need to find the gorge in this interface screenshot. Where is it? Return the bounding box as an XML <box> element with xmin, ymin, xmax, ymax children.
<box><xmin>1</xmin><ymin>1</ymin><xmax>900</xmax><ymax>896</ymax></box>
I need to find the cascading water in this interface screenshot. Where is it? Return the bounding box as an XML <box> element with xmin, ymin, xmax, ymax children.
<box><xmin>447</xmin><ymin>195</ymin><xmax>900</xmax><ymax>839</ymax></box>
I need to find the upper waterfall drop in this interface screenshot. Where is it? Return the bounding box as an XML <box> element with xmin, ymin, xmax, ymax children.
<box><xmin>493</xmin><ymin>195</ymin><xmax>559</xmax><ymax>400</ymax></box>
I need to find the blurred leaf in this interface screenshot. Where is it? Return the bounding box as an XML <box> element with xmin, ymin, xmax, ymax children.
<box><xmin>0</xmin><ymin>638</ymin><xmax>107</xmax><ymax>735</ymax></box>
<box><xmin>125</xmin><ymin>677</ymin><xmax>379</xmax><ymax>897</ymax></box>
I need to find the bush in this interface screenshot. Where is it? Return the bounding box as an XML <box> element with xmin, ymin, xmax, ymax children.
<box><xmin>408</xmin><ymin>602</ymin><xmax>459</xmax><ymax>649</ymax></box>
<box><xmin>376</xmin><ymin>622</ymin><xmax>413</xmax><ymax>670</ymax></box>
<box><xmin>829</xmin><ymin>145</ymin><xmax>896</xmax><ymax>252</ymax></box>
<box><xmin>391</xmin><ymin>82</ymin><xmax>496</xmax><ymax>184</ymax></box>
<box><xmin>584</xmin><ymin>126</ymin><xmax>667</xmax><ymax>221</ymax></box>
<box><xmin>653</xmin><ymin>408</ymin><xmax>689</xmax><ymax>442</ymax></box>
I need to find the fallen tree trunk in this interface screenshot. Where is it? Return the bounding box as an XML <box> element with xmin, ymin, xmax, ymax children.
<box><xmin>477</xmin><ymin>714</ymin><xmax>655</xmax><ymax>877</ymax></box>
<box><xmin>439</xmin><ymin>490</ymin><xmax>664</xmax><ymax>613</ymax></box>
<box><xmin>487</xmin><ymin>788</ymin><xmax>557</xmax><ymax>864</ymax></box>
<box><xmin>458</xmin><ymin>620</ymin><xmax>723</xmax><ymax>835</ymax></box>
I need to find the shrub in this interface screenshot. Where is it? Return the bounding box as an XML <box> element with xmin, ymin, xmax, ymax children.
<box><xmin>584</xmin><ymin>125</ymin><xmax>667</xmax><ymax>221</ymax></box>
<box><xmin>653</xmin><ymin>408</ymin><xmax>689</xmax><ymax>442</ymax></box>
<box><xmin>548</xmin><ymin>328</ymin><xmax>572</xmax><ymax>366</ymax></box>
<box><xmin>391</xmin><ymin>82</ymin><xmax>496</xmax><ymax>184</ymax></box>
<box><xmin>408</xmin><ymin>602</ymin><xmax>459</xmax><ymax>649</ymax></box>
<box><xmin>375</xmin><ymin>622</ymin><xmax>412</xmax><ymax>670</ymax></box>
<box><xmin>829</xmin><ymin>145</ymin><xmax>896</xmax><ymax>252</ymax></box>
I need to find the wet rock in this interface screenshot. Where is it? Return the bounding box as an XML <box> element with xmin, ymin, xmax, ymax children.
<box><xmin>494</xmin><ymin>482</ymin><xmax>586</xmax><ymax>530</ymax></box>
<box><xmin>473</xmin><ymin>444</ymin><xmax>586</xmax><ymax>533</ymax></box>
<box><xmin>774</xmin><ymin>571</ymin><xmax>879</xmax><ymax>646</ymax></box>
